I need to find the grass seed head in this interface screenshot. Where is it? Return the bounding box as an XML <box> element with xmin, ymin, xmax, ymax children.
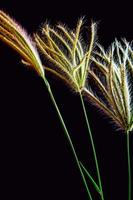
<box><xmin>84</xmin><ymin>39</ymin><xmax>133</xmax><ymax>132</ymax></box>
<box><xmin>35</xmin><ymin>19</ymin><xmax>96</xmax><ymax>92</ymax></box>
<box><xmin>0</xmin><ymin>10</ymin><xmax>44</xmax><ymax>78</ymax></box>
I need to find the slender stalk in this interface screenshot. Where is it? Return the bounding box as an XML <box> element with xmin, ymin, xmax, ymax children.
<box><xmin>80</xmin><ymin>162</ymin><xmax>101</xmax><ymax>194</ymax></box>
<box><xmin>79</xmin><ymin>91</ymin><xmax>104</xmax><ymax>200</ymax></box>
<box><xmin>127</xmin><ymin>131</ymin><xmax>131</xmax><ymax>200</ymax></box>
<box><xmin>43</xmin><ymin>78</ymin><xmax>93</xmax><ymax>200</ymax></box>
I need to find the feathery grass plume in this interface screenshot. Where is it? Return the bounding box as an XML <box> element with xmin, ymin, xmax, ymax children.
<box><xmin>35</xmin><ymin>20</ymin><xmax>106</xmax><ymax>200</ymax></box>
<box><xmin>83</xmin><ymin>39</ymin><xmax>133</xmax><ymax>132</ymax></box>
<box><xmin>35</xmin><ymin>19</ymin><xmax>104</xmax><ymax>200</ymax></box>
<box><xmin>0</xmin><ymin>10</ymin><xmax>44</xmax><ymax>78</ymax></box>
<box><xmin>35</xmin><ymin>18</ymin><xmax>96</xmax><ymax>92</ymax></box>
<box><xmin>0</xmin><ymin>11</ymin><xmax>93</xmax><ymax>199</ymax></box>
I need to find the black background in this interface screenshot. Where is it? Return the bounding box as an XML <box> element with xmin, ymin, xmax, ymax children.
<box><xmin>0</xmin><ymin>1</ymin><xmax>133</xmax><ymax>200</ymax></box>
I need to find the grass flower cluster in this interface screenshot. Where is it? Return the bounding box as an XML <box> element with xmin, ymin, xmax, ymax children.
<box><xmin>35</xmin><ymin>19</ymin><xmax>96</xmax><ymax>92</ymax></box>
<box><xmin>0</xmin><ymin>10</ymin><xmax>132</xmax><ymax>200</ymax></box>
<box><xmin>84</xmin><ymin>40</ymin><xmax>133</xmax><ymax>132</ymax></box>
<box><xmin>0</xmin><ymin>11</ymin><xmax>44</xmax><ymax>78</ymax></box>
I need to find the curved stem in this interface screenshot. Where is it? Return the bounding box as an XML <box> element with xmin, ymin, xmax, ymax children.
<box><xmin>43</xmin><ymin>79</ymin><xmax>93</xmax><ymax>200</ymax></box>
<box><xmin>127</xmin><ymin>131</ymin><xmax>131</xmax><ymax>200</ymax></box>
<box><xmin>79</xmin><ymin>91</ymin><xmax>104</xmax><ymax>200</ymax></box>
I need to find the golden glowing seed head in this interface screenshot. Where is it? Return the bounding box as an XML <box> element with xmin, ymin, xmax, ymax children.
<box><xmin>35</xmin><ymin>19</ymin><xmax>96</xmax><ymax>92</ymax></box>
<box><xmin>0</xmin><ymin>10</ymin><xmax>44</xmax><ymax>78</ymax></box>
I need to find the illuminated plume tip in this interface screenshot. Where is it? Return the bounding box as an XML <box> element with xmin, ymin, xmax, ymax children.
<box><xmin>0</xmin><ymin>10</ymin><xmax>44</xmax><ymax>78</ymax></box>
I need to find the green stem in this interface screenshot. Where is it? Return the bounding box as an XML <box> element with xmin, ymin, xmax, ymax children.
<box><xmin>80</xmin><ymin>162</ymin><xmax>101</xmax><ymax>194</ymax></box>
<box><xmin>79</xmin><ymin>91</ymin><xmax>104</xmax><ymax>200</ymax></box>
<box><xmin>127</xmin><ymin>131</ymin><xmax>131</xmax><ymax>200</ymax></box>
<box><xmin>43</xmin><ymin>79</ymin><xmax>93</xmax><ymax>200</ymax></box>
